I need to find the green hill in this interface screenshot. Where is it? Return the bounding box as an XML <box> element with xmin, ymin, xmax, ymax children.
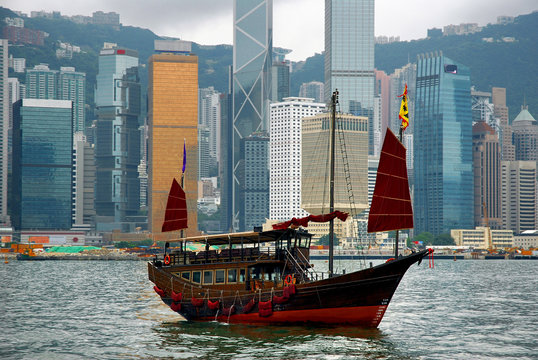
<box><xmin>2</xmin><ymin>7</ymin><xmax>537</xmax><ymax>122</ymax></box>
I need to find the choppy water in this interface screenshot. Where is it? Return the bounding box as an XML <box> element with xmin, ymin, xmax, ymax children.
<box><xmin>1</xmin><ymin>259</ymin><xmax>536</xmax><ymax>359</ymax></box>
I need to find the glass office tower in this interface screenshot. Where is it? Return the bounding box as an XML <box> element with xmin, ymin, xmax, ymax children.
<box><xmin>94</xmin><ymin>47</ymin><xmax>141</xmax><ymax>229</ymax></box>
<box><xmin>233</xmin><ymin>0</ymin><xmax>272</xmax><ymax>231</ymax></box>
<box><xmin>325</xmin><ymin>0</ymin><xmax>375</xmax><ymax>154</ymax></box>
<box><xmin>414</xmin><ymin>53</ymin><xmax>473</xmax><ymax>235</ymax></box>
<box><xmin>12</xmin><ymin>99</ymin><xmax>73</xmax><ymax>230</ymax></box>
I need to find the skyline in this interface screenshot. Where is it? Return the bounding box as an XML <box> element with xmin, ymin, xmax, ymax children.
<box><xmin>1</xmin><ymin>0</ymin><xmax>536</xmax><ymax>61</ymax></box>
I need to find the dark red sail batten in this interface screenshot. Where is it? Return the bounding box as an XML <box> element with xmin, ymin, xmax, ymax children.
<box><xmin>368</xmin><ymin>129</ymin><xmax>413</xmax><ymax>233</ymax></box>
<box><xmin>161</xmin><ymin>178</ymin><xmax>188</xmax><ymax>232</ymax></box>
<box><xmin>272</xmin><ymin>211</ymin><xmax>349</xmax><ymax>230</ymax></box>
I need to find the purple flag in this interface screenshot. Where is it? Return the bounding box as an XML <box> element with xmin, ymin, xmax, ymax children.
<box><xmin>182</xmin><ymin>140</ymin><xmax>186</xmax><ymax>173</ymax></box>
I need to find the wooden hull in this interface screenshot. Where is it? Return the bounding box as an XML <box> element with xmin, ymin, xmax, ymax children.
<box><xmin>148</xmin><ymin>250</ymin><xmax>428</xmax><ymax>327</ymax></box>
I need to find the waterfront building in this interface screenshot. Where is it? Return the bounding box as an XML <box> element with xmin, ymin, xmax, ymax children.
<box><xmin>72</xmin><ymin>132</ymin><xmax>96</xmax><ymax>228</ymax></box>
<box><xmin>269</xmin><ymin>97</ymin><xmax>326</xmax><ymax>221</ymax></box>
<box><xmin>94</xmin><ymin>46</ymin><xmax>141</xmax><ymax>231</ymax></box>
<box><xmin>301</xmin><ymin>112</ymin><xmax>368</xmax><ymax>216</ymax></box>
<box><xmin>492</xmin><ymin>87</ymin><xmax>514</xmax><ymax>161</ymax></box>
<box><xmin>299</xmin><ymin>81</ymin><xmax>324</xmax><ymax>103</ymax></box>
<box><xmin>148</xmin><ymin>40</ymin><xmax>198</xmax><ymax>238</ymax></box>
<box><xmin>513</xmin><ymin>230</ymin><xmax>538</xmax><ymax>249</ymax></box>
<box><xmin>450</xmin><ymin>227</ymin><xmax>513</xmax><ymax>249</ymax></box>
<box><xmin>0</xmin><ymin>40</ymin><xmax>8</xmax><ymax>226</ymax></box>
<box><xmin>12</xmin><ymin>99</ymin><xmax>73</xmax><ymax>230</ymax></box>
<box><xmin>501</xmin><ymin>160</ymin><xmax>537</xmax><ymax>233</ymax></box>
<box><xmin>325</xmin><ymin>0</ymin><xmax>375</xmax><ymax>154</ymax></box>
<box><xmin>414</xmin><ymin>53</ymin><xmax>473</xmax><ymax>235</ymax></box>
<box><xmin>232</xmin><ymin>0</ymin><xmax>272</xmax><ymax>231</ymax></box>
<box><xmin>240</xmin><ymin>132</ymin><xmax>269</xmax><ymax>231</ymax></box>
<box><xmin>472</xmin><ymin>122</ymin><xmax>501</xmax><ymax>229</ymax></box>
<box><xmin>511</xmin><ymin>105</ymin><xmax>538</xmax><ymax>162</ymax></box>
<box><xmin>25</xmin><ymin>64</ymin><xmax>86</xmax><ymax>133</ymax></box>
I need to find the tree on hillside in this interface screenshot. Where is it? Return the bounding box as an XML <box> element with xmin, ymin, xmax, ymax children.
<box><xmin>434</xmin><ymin>233</ymin><xmax>455</xmax><ymax>246</ymax></box>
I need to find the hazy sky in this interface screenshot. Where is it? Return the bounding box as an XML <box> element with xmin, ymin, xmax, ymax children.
<box><xmin>4</xmin><ymin>0</ymin><xmax>537</xmax><ymax>61</ymax></box>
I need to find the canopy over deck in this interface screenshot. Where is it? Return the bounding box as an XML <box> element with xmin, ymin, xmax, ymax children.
<box><xmin>165</xmin><ymin>228</ymin><xmax>311</xmax><ymax>246</ymax></box>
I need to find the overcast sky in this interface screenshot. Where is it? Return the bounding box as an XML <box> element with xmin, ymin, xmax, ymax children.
<box><xmin>4</xmin><ymin>0</ymin><xmax>537</xmax><ymax>61</ymax></box>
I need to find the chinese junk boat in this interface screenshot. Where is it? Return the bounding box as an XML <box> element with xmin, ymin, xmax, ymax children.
<box><xmin>148</xmin><ymin>89</ymin><xmax>429</xmax><ymax>326</ymax></box>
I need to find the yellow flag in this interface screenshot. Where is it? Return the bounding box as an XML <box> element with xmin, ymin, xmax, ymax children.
<box><xmin>398</xmin><ymin>84</ymin><xmax>409</xmax><ymax>130</ymax></box>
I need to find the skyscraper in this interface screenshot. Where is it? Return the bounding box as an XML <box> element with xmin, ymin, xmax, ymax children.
<box><xmin>0</xmin><ymin>39</ymin><xmax>8</xmax><ymax>225</ymax></box>
<box><xmin>501</xmin><ymin>160</ymin><xmax>536</xmax><ymax>233</ymax></box>
<box><xmin>72</xmin><ymin>132</ymin><xmax>96</xmax><ymax>228</ymax></box>
<box><xmin>414</xmin><ymin>53</ymin><xmax>473</xmax><ymax>235</ymax></box>
<box><xmin>511</xmin><ymin>105</ymin><xmax>538</xmax><ymax>162</ymax></box>
<box><xmin>12</xmin><ymin>99</ymin><xmax>73</xmax><ymax>230</ymax></box>
<box><xmin>148</xmin><ymin>40</ymin><xmax>198</xmax><ymax>238</ymax></box>
<box><xmin>198</xmin><ymin>86</ymin><xmax>220</xmax><ymax>174</ymax></box>
<box><xmin>269</xmin><ymin>97</ymin><xmax>326</xmax><ymax>221</ymax></box>
<box><xmin>25</xmin><ymin>64</ymin><xmax>86</xmax><ymax>133</ymax></box>
<box><xmin>233</xmin><ymin>0</ymin><xmax>272</xmax><ymax>231</ymax></box>
<box><xmin>271</xmin><ymin>47</ymin><xmax>291</xmax><ymax>102</ymax></box>
<box><xmin>492</xmin><ymin>87</ymin><xmax>513</xmax><ymax>161</ymax></box>
<box><xmin>240</xmin><ymin>132</ymin><xmax>269</xmax><ymax>231</ymax></box>
<box><xmin>325</xmin><ymin>0</ymin><xmax>375</xmax><ymax>154</ymax></box>
<box><xmin>94</xmin><ymin>47</ymin><xmax>141</xmax><ymax>230</ymax></box>
<box><xmin>472</xmin><ymin>122</ymin><xmax>501</xmax><ymax>229</ymax></box>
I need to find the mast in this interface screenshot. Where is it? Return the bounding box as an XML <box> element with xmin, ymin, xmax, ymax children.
<box><xmin>395</xmin><ymin>126</ymin><xmax>403</xmax><ymax>258</ymax></box>
<box><xmin>329</xmin><ymin>90</ymin><xmax>338</xmax><ymax>277</ymax></box>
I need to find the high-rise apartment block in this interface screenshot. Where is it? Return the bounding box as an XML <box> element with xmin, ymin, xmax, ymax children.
<box><xmin>12</xmin><ymin>99</ymin><xmax>73</xmax><ymax>230</ymax></box>
<box><xmin>269</xmin><ymin>97</ymin><xmax>326</xmax><ymax>221</ymax></box>
<box><xmin>25</xmin><ymin>64</ymin><xmax>86</xmax><ymax>133</ymax></box>
<box><xmin>148</xmin><ymin>40</ymin><xmax>198</xmax><ymax>238</ymax></box>
<box><xmin>198</xmin><ymin>86</ymin><xmax>220</xmax><ymax>174</ymax></box>
<box><xmin>94</xmin><ymin>47</ymin><xmax>141</xmax><ymax>230</ymax></box>
<box><xmin>472</xmin><ymin>122</ymin><xmax>501</xmax><ymax>229</ymax></box>
<box><xmin>414</xmin><ymin>53</ymin><xmax>473</xmax><ymax>235</ymax></box>
<box><xmin>325</xmin><ymin>0</ymin><xmax>374</xmax><ymax>154</ymax></box>
<box><xmin>232</xmin><ymin>0</ymin><xmax>272</xmax><ymax>231</ymax></box>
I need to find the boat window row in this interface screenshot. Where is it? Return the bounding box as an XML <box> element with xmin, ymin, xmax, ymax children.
<box><xmin>175</xmin><ymin>266</ymin><xmax>283</xmax><ymax>286</ymax></box>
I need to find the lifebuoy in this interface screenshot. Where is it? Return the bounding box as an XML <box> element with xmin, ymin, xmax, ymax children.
<box><xmin>284</xmin><ymin>274</ymin><xmax>293</xmax><ymax>286</ymax></box>
<box><xmin>163</xmin><ymin>254</ymin><xmax>171</xmax><ymax>265</ymax></box>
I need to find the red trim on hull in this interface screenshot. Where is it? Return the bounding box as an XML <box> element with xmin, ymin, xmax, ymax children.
<box><xmin>192</xmin><ymin>305</ymin><xmax>389</xmax><ymax>327</ymax></box>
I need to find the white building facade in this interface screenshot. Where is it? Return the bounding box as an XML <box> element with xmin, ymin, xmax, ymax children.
<box><xmin>269</xmin><ymin>97</ymin><xmax>325</xmax><ymax>221</ymax></box>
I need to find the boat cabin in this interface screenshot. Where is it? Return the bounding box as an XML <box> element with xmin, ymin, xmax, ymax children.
<box><xmin>154</xmin><ymin>228</ymin><xmax>312</xmax><ymax>291</ymax></box>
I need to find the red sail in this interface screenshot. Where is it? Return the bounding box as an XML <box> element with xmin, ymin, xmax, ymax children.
<box><xmin>161</xmin><ymin>178</ymin><xmax>188</xmax><ymax>232</ymax></box>
<box><xmin>368</xmin><ymin>129</ymin><xmax>413</xmax><ymax>233</ymax></box>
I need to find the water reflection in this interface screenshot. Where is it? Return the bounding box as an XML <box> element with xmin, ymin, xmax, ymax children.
<box><xmin>151</xmin><ymin>321</ymin><xmax>408</xmax><ymax>359</ymax></box>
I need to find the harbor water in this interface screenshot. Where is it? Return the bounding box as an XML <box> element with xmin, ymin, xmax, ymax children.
<box><xmin>1</xmin><ymin>259</ymin><xmax>536</xmax><ymax>359</ymax></box>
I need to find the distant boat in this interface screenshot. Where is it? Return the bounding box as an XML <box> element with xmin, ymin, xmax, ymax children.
<box><xmin>147</xmin><ymin>91</ymin><xmax>429</xmax><ymax>326</ymax></box>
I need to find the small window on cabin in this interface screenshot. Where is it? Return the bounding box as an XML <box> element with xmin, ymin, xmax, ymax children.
<box><xmin>192</xmin><ymin>271</ymin><xmax>201</xmax><ymax>284</ymax></box>
<box><xmin>203</xmin><ymin>270</ymin><xmax>213</xmax><ymax>285</ymax></box>
<box><xmin>251</xmin><ymin>267</ymin><xmax>261</xmax><ymax>280</ymax></box>
<box><xmin>227</xmin><ymin>269</ymin><xmax>237</xmax><ymax>283</ymax></box>
<box><xmin>239</xmin><ymin>269</ymin><xmax>246</xmax><ymax>283</ymax></box>
<box><xmin>215</xmin><ymin>270</ymin><xmax>225</xmax><ymax>284</ymax></box>
<box><xmin>181</xmin><ymin>272</ymin><xmax>190</xmax><ymax>281</ymax></box>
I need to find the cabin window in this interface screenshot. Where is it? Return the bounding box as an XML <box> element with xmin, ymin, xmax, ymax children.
<box><xmin>251</xmin><ymin>267</ymin><xmax>261</xmax><ymax>280</ymax></box>
<box><xmin>203</xmin><ymin>270</ymin><xmax>213</xmax><ymax>285</ymax></box>
<box><xmin>192</xmin><ymin>271</ymin><xmax>201</xmax><ymax>284</ymax></box>
<box><xmin>181</xmin><ymin>271</ymin><xmax>190</xmax><ymax>281</ymax></box>
<box><xmin>239</xmin><ymin>269</ymin><xmax>246</xmax><ymax>283</ymax></box>
<box><xmin>215</xmin><ymin>270</ymin><xmax>225</xmax><ymax>284</ymax></box>
<box><xmin>227</xmin><ymin>269</ymin><xmax>237</xmax><ymax>283</ymax></box>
